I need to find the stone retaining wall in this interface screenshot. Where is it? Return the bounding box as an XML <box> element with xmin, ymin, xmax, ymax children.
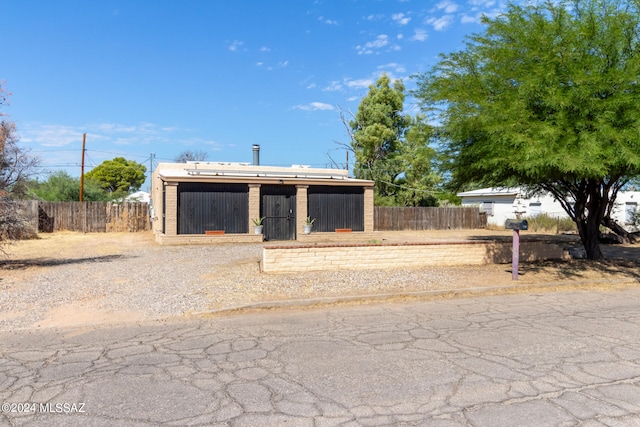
<box><xmin>262</xmin><ymin>240</ymin><xmax>570</xmax><ymax>273</ymax></box>
<box><xmin>155</xmin><ymin>233</ymin><xmax>263</xmax><ymax>245</ymax></box>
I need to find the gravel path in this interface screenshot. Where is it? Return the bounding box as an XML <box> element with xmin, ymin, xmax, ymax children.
<box><xmin>1</xmin><ymin>232</ymin><xmax>638</xmax><ymax>331</ymax></box>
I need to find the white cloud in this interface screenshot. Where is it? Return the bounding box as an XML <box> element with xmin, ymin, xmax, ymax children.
<box><xmin>20</xmin><ymin>124</ymin><xmax>84</xmax><ymax>147</ymax></box>
<box><xmin>345</xmin><ymin>78</ymin><xmax>374</xmax><ymax>89</ymax></box>
<box><xmin>461</xmin><ymin>13</ymin><xmax>480</xmax><ymax>24</ymax></box>
<box><xmin>468</xmin><ymin>0</ymin><xmax>497</xmax><ymax>8</ymax></box>
<box><xmin>391</xmin><ymin>13</ymin><xmax>411</xmax><ymax>25</ymax></box>
<box><xmin>426</xmin><ymin>15</ymin><xmax>455</xmax><ymax>31</ymax></box>
<box><xmin>365</xmin><ymin>14</ymin><xmax>384</xmax><ymax>21</ymax></box>
<box><xmin>227</xmin><ymin>40</ymin><xmax>244</xmax><ymax>52</ymax></box>
<box><xmin>294</xmin><ymin>102</ymin><xmax>335</xmax><ymax>111</ymax></box>
<box><xmin>260</xmin><ymin>46</ymin><xmax>271</xmax><ymax>52</ymax></box>
<box><xmin>324</xmin><ymin>81</ymin><xmax>343</xmax><ymax>92</ymax></box>
<box><xmin>464</xmin><ymin>0</ymin><xmax>506</xmax><ymax>22</ymax></box>
<box><xmin>410</xmin><ymin>28</ymin><xmax>428</xmax><ymax>41</ymax></box>
<box><xmin>182</xmin><ymin>138</ymin><xmax>224</xmax><ymax>151</ymax></box>
<box><xmin>257</xmin><ymin>60</ymin><xmax>289</xmax><ymax>71</ymax></box>
<box><xmin>436</xmin><ymin>0</ymin><xmax>459</xmax><ymax>14</ymax></box>
<box><xmin>319</xmin><ymin>16</ymin><xmax>338</xmax><ymax>25</ymax></box>
<box><xmin>20</xmin><ymin>122</ymin><xmax>179</xmax><ymax>149</ymax></box>
<box><xmin>378</xmin><ymin>63</ymin><xmax>406</xmax><ymax>74</ymax></box>
<box><xmin>356</xmin><ymin>34</ymin><xmax>389</xmax><ymax>55</ymax></box>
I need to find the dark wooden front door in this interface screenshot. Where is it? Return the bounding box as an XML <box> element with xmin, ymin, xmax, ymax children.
<box><xmin>261</xmin><ymin>185</ymin><xmax>296</xmax><ymax>240</ymax></box>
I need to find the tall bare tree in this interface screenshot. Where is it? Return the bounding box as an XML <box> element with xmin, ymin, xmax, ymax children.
<box><xmin>175</xmin><ymin>150</ymin><xmax>207</xmax><ymax>162</ymax></box>
<box><xmin>0</xmin><ymin>82</ymin><xmax>39</xmax><ymax>248</ymax></box>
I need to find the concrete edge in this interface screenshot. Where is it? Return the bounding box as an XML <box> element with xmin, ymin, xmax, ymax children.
<box><xmin>191</xmin><ymin>279</ymin><xmax>640</xmax><ymax>318</ymax></box>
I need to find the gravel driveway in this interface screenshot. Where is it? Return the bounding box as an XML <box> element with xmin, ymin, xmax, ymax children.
<box><xmin>1</xmin><ymin>231</ymin><xmax>639</xmax><ymax>331</ymax></box>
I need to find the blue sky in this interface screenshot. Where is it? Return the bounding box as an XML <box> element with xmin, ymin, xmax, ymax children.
<box><xmin>2</xmin><ymin>0</ymin><xmax>506</xmax><ymax>190</ymax></box>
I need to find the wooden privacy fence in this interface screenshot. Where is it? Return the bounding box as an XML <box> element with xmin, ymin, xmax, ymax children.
<box><xmin>374</xmin><ymin>206</ymin><xmax>487</xmax><ymax>231</ymax></box>
<box><xmin>14</xmin><ymin>201</ymin><xmax>150</xmax><ymax>233</ymax></box>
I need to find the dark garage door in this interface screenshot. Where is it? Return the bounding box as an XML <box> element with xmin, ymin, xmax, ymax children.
<box><xmin>308</xmin><ymin>186</ymin><xmax>364</xmax><ymax>232</ymax></box>
<box><xmin>178</xmin><ymin>183</ymin><xmax>248</xmax><ymax>234</ymax></box>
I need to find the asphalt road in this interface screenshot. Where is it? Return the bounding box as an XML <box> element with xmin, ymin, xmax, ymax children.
<box><xmin>1</xmin><ymin>288</ymin><xmax>640</xmax><ymax>426</ymax></box>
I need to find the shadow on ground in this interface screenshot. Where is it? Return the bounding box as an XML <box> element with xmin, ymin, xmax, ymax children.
<box><xmin>0</xmin><ymin>254</ymin><xmax>129</xmax><ymax>271</ymax></box>
<box><xmin>467</xmin><ymin>233</ymin><xmax>580</xmax><ymax>243</ymax></box>
<box><xmin>514</xmin><ymin>244</ymin><xmax>640</xmax><ymax>282</ymax></box>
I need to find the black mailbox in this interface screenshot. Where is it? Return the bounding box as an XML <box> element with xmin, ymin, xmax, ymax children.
<box><xmin>505</xmin><ymin>219</ymin><xmax>528</xmax><ymax>230</ymax></box>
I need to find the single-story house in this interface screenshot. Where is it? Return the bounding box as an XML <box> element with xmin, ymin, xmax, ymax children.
<box><xmin>151</xmin><ymin>157</ymin><xmax>375</xmax><ymax>244</ymax></box>
<box><xmin>458</xmin><ymin>187</ymin><xmax>639</xmax><ymax>231</ymax></box>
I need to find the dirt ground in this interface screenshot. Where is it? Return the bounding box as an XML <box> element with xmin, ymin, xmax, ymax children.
<box><xmin>1</xmin><ymin>230</ymin><xmax>639</xmax><ymax>330</ymax></box>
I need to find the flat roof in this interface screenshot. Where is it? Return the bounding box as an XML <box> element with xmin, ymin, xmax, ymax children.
<box><xmin>155</xmin><ymin>162</ymin><xmax>374</xmax><ymax>187</ymax></box>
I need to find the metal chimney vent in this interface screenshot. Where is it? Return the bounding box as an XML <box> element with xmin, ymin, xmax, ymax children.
<box><xmin>252</xmin><ymin>144</ymin><xmax>260</xmax><ymax>166</ymax></box>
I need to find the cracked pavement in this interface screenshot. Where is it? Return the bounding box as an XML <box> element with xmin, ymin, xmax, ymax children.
<box><xmin>1</xmin><ymin>288</ymin><xmax>640</xmax><ymax>426</ymax></box>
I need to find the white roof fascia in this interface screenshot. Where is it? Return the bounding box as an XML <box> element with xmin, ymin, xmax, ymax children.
<box><xmin>457</xmin><ymin>187</ymin><xmax>522</xmax><ymax>197</ymax></box>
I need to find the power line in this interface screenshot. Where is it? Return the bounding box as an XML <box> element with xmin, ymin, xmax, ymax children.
<box><xmin>88</xmin><ymin>150</ymin><xmax>151</xmax><ymax>159</ymax></box>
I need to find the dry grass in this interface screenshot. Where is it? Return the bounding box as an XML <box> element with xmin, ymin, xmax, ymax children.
<box><xmin>2</xmin><ymin>230</ymin><xmax>639</xmax><ymax>329</ymax></box>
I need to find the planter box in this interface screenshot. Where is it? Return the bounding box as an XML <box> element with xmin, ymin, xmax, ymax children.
<box><xmin>205</xmin><ymin>230</ymin><xmax>225</xmax><ymax>235</ymax></box>
<box><xmin>335</xmin><ymin>228</ymin><xmax>352</xmax><ymax>233</ymax></box>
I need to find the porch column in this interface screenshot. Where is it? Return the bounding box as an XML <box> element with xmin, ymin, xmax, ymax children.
<box><xmin>364</xmin><ymin>186</ymin><xmax>374</xmax><ymax>232</ymax></box>
<box><xmin>296</xmin><ymin>185</ymin><xmax>309</xmax><ymax>237</ymax></box>
<box><xmin>248</xmin><ymin>184</ymin><xmax>261</xmax><ymax>232</ymax></box>
<box><xmin>164</xmin><ymin>182</ymin><xmax>178</xmax><ymax>236</ymax></box>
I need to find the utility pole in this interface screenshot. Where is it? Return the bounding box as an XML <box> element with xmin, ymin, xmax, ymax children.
<box><xmin>79</xmin><ymin>133</ymin><xmax>86</xmax><ymax>202</ymax></box>
<box><xmin>148</xmin><ymin>153</ymin><xmax>155</xmax><ymax>192</ymax></box>
<box><xmin>346</xmin><ymin>150</ymin><xmax>349</xmax><ymax>174</ymax></box>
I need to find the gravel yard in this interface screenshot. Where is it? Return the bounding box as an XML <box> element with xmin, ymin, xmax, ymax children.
<box><xmin>1</xmin><ymin>231</ymin><xmax>639</xmax><ymax>331</ymax></box>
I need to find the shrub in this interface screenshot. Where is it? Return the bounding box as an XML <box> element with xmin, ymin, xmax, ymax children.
<box><xmin>526</xmin><ymin>213</ymin><xmax>576</xmax><ymax>233</ymax></box>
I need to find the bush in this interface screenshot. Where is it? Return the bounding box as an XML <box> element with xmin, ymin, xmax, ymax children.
<box><xmin>526</xmin><ymin>213</ymin><xmax>576</xmax><ymax>233</ymax></box>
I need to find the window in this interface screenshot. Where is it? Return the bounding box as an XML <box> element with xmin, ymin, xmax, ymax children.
<box><xmin>480</xmin><ymin>201</ymin><xmax>494</xmax><ymax>216</ymax></box>
<box><xmin>528</xmin><ymin>202</ymin><xmax>542</xmax><ymax>217</ymax></box>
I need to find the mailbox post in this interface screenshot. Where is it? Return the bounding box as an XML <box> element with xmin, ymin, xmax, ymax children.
<box><xmin>505</xmin><ymin>219</ymin><xmax>528</xmax><ymax>280</ymax></box>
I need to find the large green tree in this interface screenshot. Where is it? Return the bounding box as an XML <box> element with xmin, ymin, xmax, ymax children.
<box><xmin>350</xmin><ymin>74</ymin><xmax>409</xmax><ymax>204</ymax></box>
<box><xmin>394</xmin><ymin>115</ymin><xmax>441</xmax><ymax>207</ymax></box>
<box><xmin>414</xmin><ymin>0</ymin><xmax>640</xmax><ymax>260</ymax></box>
<box><xmin>29</xmin><ymin>171</ymin><xmax>109</xmax><ymax>201</ymax></box>
<box><xmin>85</xmin><ymin>157</ymin><xmax>146</xmax><ymax>198</ymax></box>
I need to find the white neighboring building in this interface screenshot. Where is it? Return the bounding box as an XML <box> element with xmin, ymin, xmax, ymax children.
<box><xmin>458</xmin><ymin>187</ymin><xmax>639</xmax><ymax>231</ymax></box>
<box><xmin>125</xmin><ymin>190</ymin><xmax>150</xmax><ymax>203</ymax></box>
<box><xmin>612</xmin><ymin>191</ymin><xmax>640</xmax><ymax>231</ymax></box>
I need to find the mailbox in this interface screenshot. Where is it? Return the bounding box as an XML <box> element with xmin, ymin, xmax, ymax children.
<box><xmin>505</xmin><ymin>219</ymin><xmax>528</xmax><ymax>230</ymax></box>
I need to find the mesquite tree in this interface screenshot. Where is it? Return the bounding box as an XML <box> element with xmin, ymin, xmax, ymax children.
<box><xmin>414</xmin><ymin>0</ymin><xmax>640</xmax><ymax>260</ymax></box>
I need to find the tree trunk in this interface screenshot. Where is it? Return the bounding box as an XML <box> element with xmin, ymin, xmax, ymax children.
<box><xmin>602</xmin><ymin>216</ymin><xmax>640</xmax><ymax>244</ymax></box>
<box><xmin>576</xmin><ymin>216</ymin><xmax>604</xmax><ymax>260</ymax></box>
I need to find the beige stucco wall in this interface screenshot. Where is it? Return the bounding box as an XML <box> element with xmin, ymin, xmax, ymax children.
<box><xmin>296</xmin><ymin>185</ymin><xmax>309</xmax><ymax>236</ymax></box>
<box><xmin>163</xmin><ymin>183</ymin><xmax>178</xmax><ymax>236</ymax></box>
<box><xmin>364</xmin><ymin>186</ymin><xmax>374</xmax><ymax>232</ymax></box>
<box><xmin>248</xmin><ymin>184</ymin><xmax>261</xmax><ymax>232</ymax></box>
<box><xmin>262</xmin><ymin>240</ymin><xmax>569</xmax><ymax>273</ymax></box>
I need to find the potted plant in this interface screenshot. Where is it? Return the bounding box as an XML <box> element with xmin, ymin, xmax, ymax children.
<box><xmin>252</xmin><ymin>217</ymin><xmax>265</xmax><ymax>234</ymax></box>
<box><xmin>304</xmin><ymin>216</ymin><xmax>315</xmax><ymax>234</ymax></box>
